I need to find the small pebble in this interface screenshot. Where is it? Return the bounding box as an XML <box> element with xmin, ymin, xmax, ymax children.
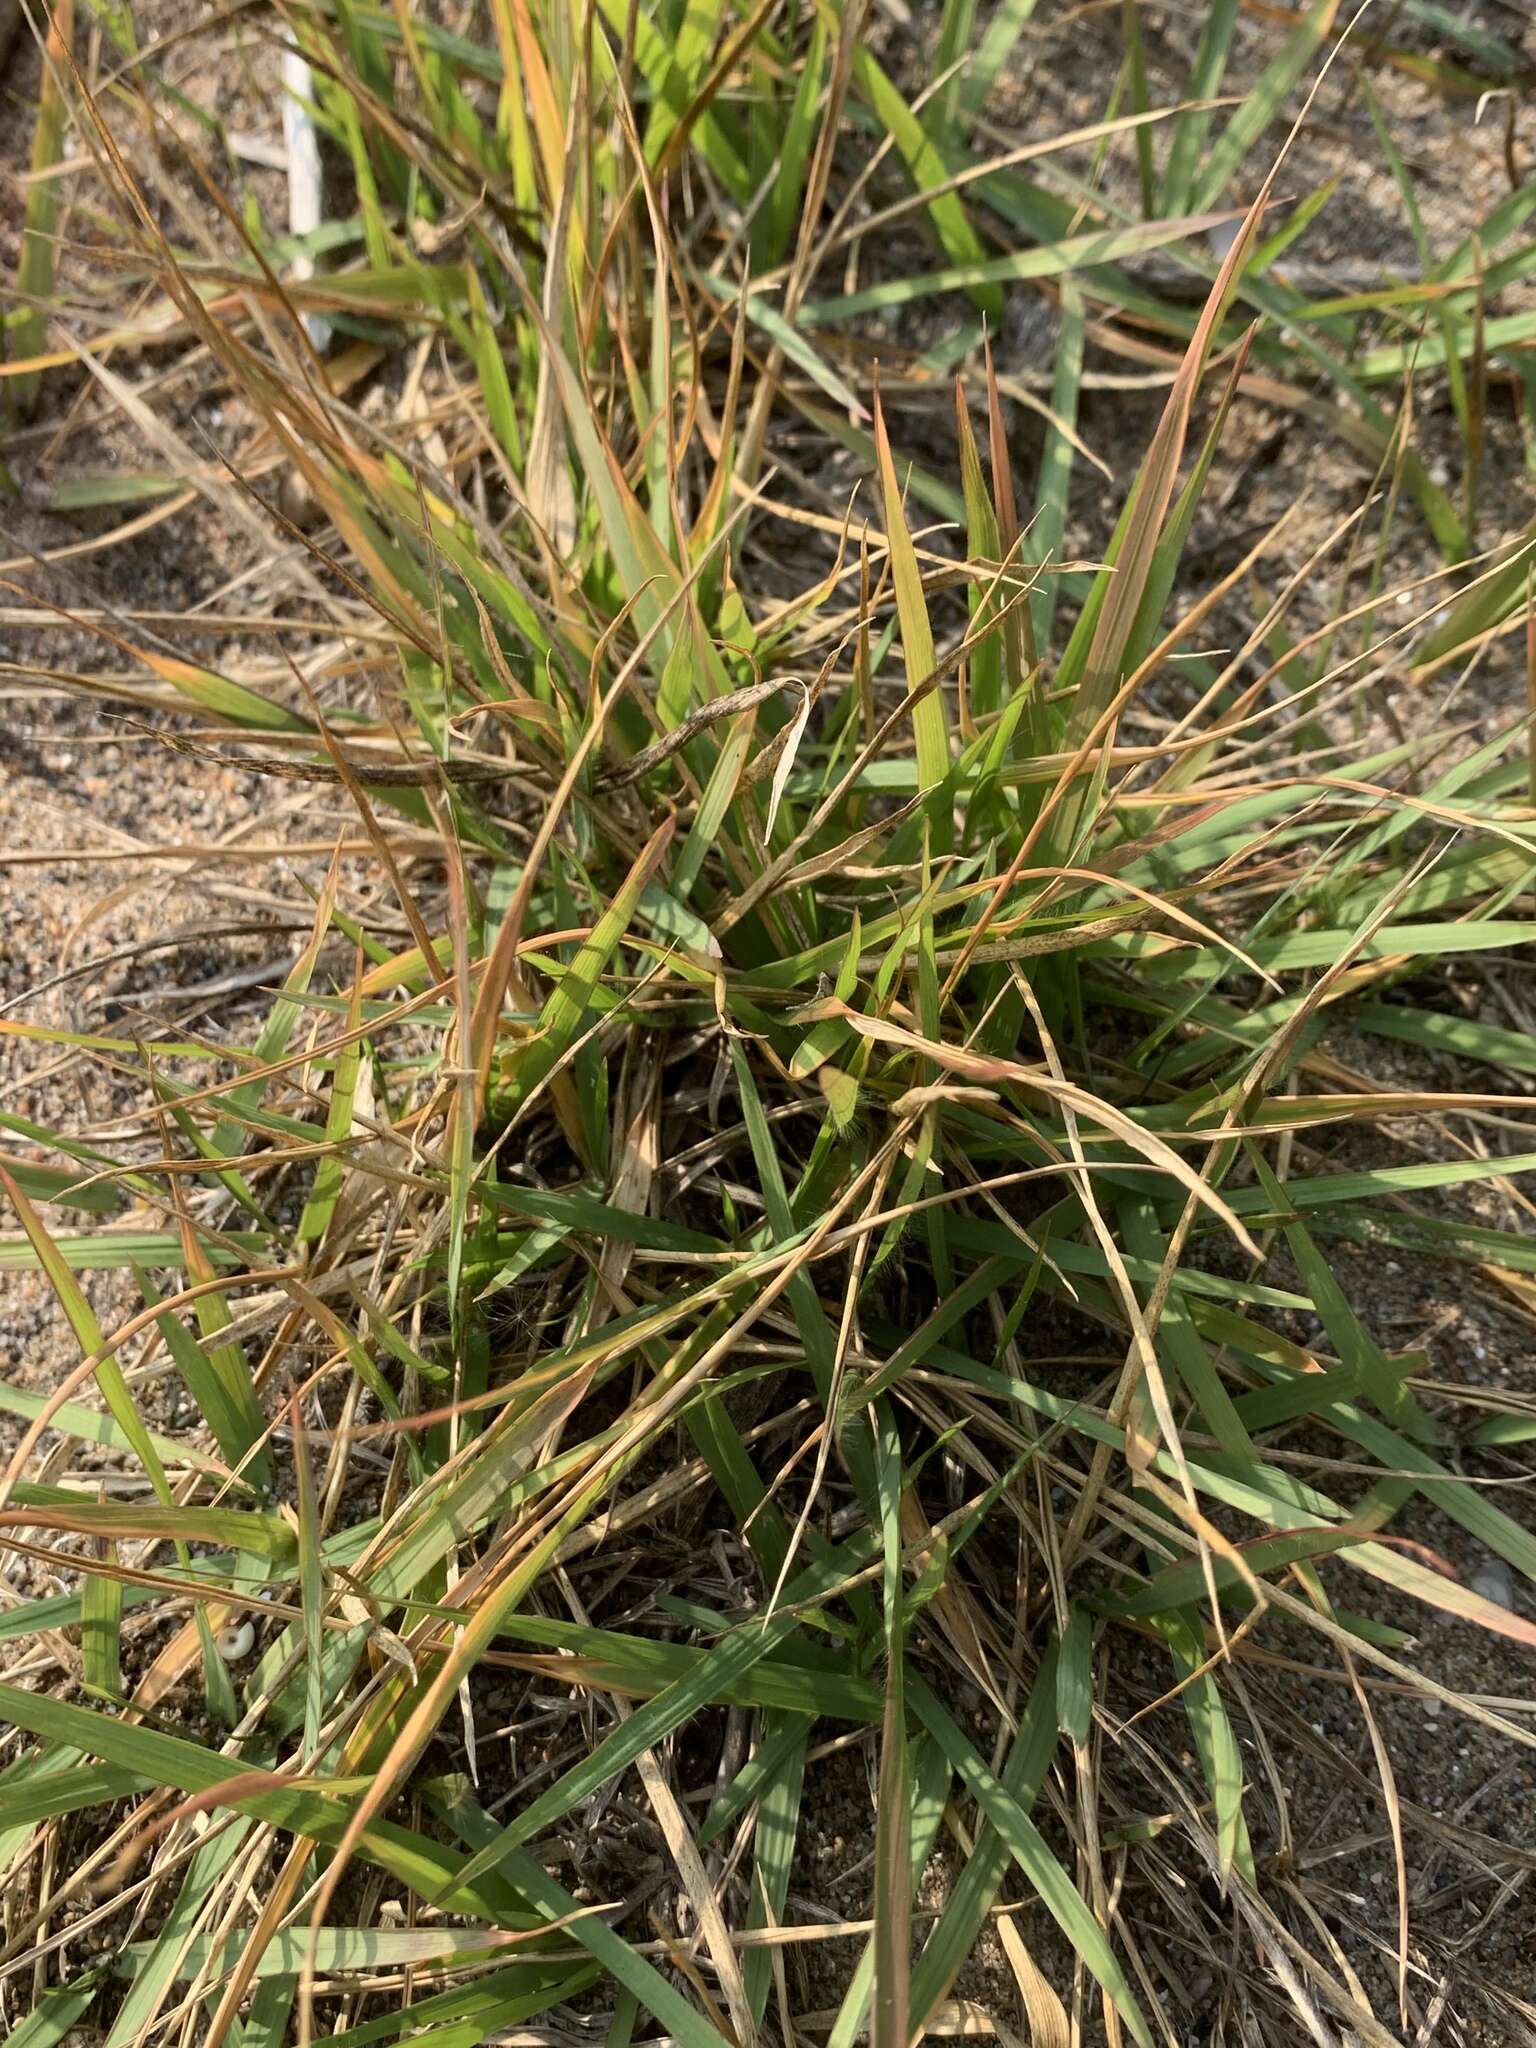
<box><xmin>1469</xmin><ymin>1556</ymin><xmax>1515</xmax><ymax>1610</ymax></box>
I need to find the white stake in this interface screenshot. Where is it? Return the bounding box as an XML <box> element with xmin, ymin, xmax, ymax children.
<box><xmin>282</xmin><ymin>45</ymin><xmax>331</xmax><ymax>353</ymax></box>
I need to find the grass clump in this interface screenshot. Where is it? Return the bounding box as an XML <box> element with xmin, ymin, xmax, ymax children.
<box><xmin>1</xmin><ymin>2</ymin><xmax>1536</xmax><ymax>2045</ymax></box>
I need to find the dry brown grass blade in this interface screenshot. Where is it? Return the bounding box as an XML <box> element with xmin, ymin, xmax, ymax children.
<box><xmin>633</xmin><ymin>1743</ymin><xmax>758</xmax><ymax>2048</ymax></box>
<box><xmin>832</xmin><ymin>1008</ymin><xmax>1258</xmax><ymax>1255</ymax></box>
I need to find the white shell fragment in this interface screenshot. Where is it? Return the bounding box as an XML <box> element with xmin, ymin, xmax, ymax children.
<box><xmin>215</xmin><ymin>1619</ymin><xmax>256</xmax><ymax>1662</ymax></box>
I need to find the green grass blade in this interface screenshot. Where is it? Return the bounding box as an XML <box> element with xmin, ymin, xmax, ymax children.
<box><xmin>910</xmin><ymin>1681</ymin><xmax>1154</xmax><ymax>2047</ymax></box>
<box><xmin>849</xmin><ymin>47</ymin><xmax>1002</xmax><ymax>322</ymax></box>
<box><xmin>1190</xmin><ymin>0</ymin><xmax>1339</xmax><ymax>213</ymax></box>
<box><xmin>874</xmin><ymin>387</ymin><xmax>948</xmax><ymax>838</ymax></box>
<box><xmin>1159</xmin><ymin>0</ymin><xmax>1239</xmax><ymax>215</ymax></box>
